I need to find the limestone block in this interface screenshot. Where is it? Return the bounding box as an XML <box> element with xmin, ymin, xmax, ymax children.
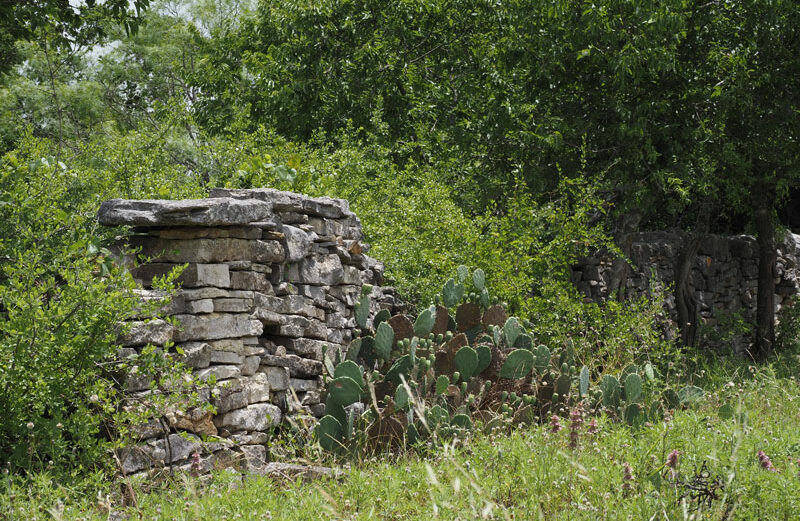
<box><xmin>255</xmin><ymin>293</ymin><xmax>325</xmax><ymax>321</ymax></box>
<box><xmin>280</xmin><ymin>224</ymin><xmax>312</xmax><ymax>263</ymax></box>
<box><xmin>246</xmin><ymin>374</ymin><xmax>271</xmax><ymax>404</ymax></box>
<box><xmin>213</xmin><ymin>298</ymin><xmax>253</xmax><ymax>313</ymax></box>
<box><xmin>207</xmin><ymin>338</ymin><xmax>264</xmax><ymax>356</ymax></box>
<box><xmin>166</xmin><ymin>409</ymin><xmax>217</xmax><ymax>436</ymax></box>
<box><xmin>261</xmin><ymin>353</ymin><xmax>323</xmax><ymax>378</ymax></box>
<box><xmin>176</xmin><ymin>342</ymin><xmax>211</xmax><ymax>369</ymax></box>
<box><xmin>212</xmin><ymin>383</ymin><xmax>249</xmax><ymax>414</ymax></box>
<box><xmin>230</xmin><ymin>271</ymin><xmax>273</xmax><ymax>293</ymax></box>
<box><xmin>258</xmin><ymin>366</ymin><xmax>290</xmax><ymax>390</ymax></box>
<box><xmin>173</xmin><ymin>313</ymin><xmax>263</xmax><ymax>342</ymax></box>
<box><xmin>184</xmin><ymin>299</ymin><xmax>214</xmax><ymax>314</ymax></box>
<box><xmin>98</xmin><ymin>197</ymin><xmax>273</xmax><ymax>227</ymax></box>
<box><xmin>289</xmin><ymin>378</ymin><xmax>321</xmax><ymax>393</ymax></box>
<box><xmin>195</xmin><ymin>365</ymin><xmax>241</xmax><ymax>381</ymax></box>
<box><xmin>213</xmin><ymin>403</ymin><xmax>282</xmax><ymax>432</ymax></box>
<box><xmin>241</xmin><ymin>445</ymin><xmax>267</xmax><ymax>471</ymax></box>
<box><xmin>210</xmin><ymin>188</ymin><xmax>352</xmax><ymax>219</ymax></box>
<box><xmin>241</xmin><ymin>355</ymin><xmax>260</xmax><ymax>376</ymax></box>
<box><xmin>300</xmin><ymin>255</ymin><xmax>344</xmax><ymax>285</ymax></box>
<box><xmin>274</xmin><ymin>337</ymin><xmax>332</xmax><ymax>360</ymax></box>
<box><xmin>120</xmin><ymin>319</ymin><xmax>175</xmax><ymax>347</ymax></box>
<box><xmin>209</xmin><ymin>350</ymin><xmax>244</xmax><ymax>365</ymax></box>
<box><xmin>129</xmin><ymin>236</ymin><xmax>285</xmax><ymax>264</ymax></box>
<box><xmin>151</xmin><ymin>434</ymin><xmax>202</xmax><ymax>464</ymax></box>
<box><xmin>268</xmin><ymin>315</ymin><xmax>327</xmax><ymax>340</ymax></box>
<box><xmin>151</xmin><ymin>226</ymin><xmax>262</xmax><ymax>240</ymax></box>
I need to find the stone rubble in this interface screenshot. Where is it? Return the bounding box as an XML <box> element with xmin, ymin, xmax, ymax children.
<box><xmin>99</xmin><ymin>189</ymin><xmax>402</xmax><ymax>476</ymax></box>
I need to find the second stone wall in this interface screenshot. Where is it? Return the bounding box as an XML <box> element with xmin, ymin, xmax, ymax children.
<box><xmin>571</xmin><ymin>231</ymin><xmax>800</xmax><ymax>352</ymax></box>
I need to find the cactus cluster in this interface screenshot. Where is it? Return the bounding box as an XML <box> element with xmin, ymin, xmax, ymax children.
<box><xmin>315</xmin><ymin>265</ymin><xmax>707</xmax><ymax>453</ymax></box>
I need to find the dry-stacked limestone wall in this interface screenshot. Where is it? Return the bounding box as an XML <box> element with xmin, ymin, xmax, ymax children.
<box><xmin>99</xmin><ymin>189</ymin><xmax>400</xmax><ymax>475</ymax></box>
<box><xmin>571</xmin><ymin>231</ymin><xmax>800</xmax><ymax>352</ymax></box>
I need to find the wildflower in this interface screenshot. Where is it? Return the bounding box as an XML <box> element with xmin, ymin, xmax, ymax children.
<box><xmin>89</xmin><ymin>394</ymin><xmax>99</xmax><ymax>403</ymax></box>
<box><xmin>757</xmin><ymin>450</ymin><xmax>777</xmax><ymax>472</ymax></box>
<box><xmin>550</xmin><ymin>415</ymin><xmax>563</xmax><ymax>433</ymax></box>
<box><xmin>190</xmin><ymin>451</ymin><xmax>202</xmax><ymax>476</ymax></box>
<box><xmin>568</xmin><ymin>408</ymin><xmax>583</xmax><ymax>448</ymax></box>
<box><xmin>587</xmin><ymin>418</ymin><xmax>599</xmax><ymax>435</ymax></box>
<box><xmin>622</xmin><ymin>462</ymin><xmax>634</xmax><ymax>492</ymax></box>
<box><xmin>665</xmin><ymin>450</ymin><xmax>680</xmax><ymax>478</ymax></box>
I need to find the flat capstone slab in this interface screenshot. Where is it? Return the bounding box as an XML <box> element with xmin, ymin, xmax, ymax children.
<box><xmin>98</xmin><ymin>197</ymin><xmax>274</xmax><ymax>227</ymax></box>
<box><xmin>210</xmin><ymin>188</ymin><xmax>352</xmax><ymax>219</ymax></box>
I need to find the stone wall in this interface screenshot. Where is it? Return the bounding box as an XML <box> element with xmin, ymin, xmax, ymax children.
<box><xmin>571</xmin><ymin>231</ymin><xmax>800</xmax><ymax>352</ymax></box>
<box><xmin>99</xmin><ymin>189</ymin><xmax>400</xmax><ymax>475</ymax></box>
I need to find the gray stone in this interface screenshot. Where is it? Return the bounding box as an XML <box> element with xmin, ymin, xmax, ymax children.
<box><xmin>280</xmin><ymin>224</ymin><xmax>312</xmax><ymax>263</ymax></box>
<box><xmin>213</xmin><ymin>298</ymin><xmax>253</xmax><ymax>313</ymax></box>
<box><xmin>257</xmin><ymin>462</ymin><xmax>337</xmax><ymax>482</ymax></box>
<box><xmin>289</xmin><ymin>378</ymin><xmax>320</xmax><ymax>392</ymax></box>
<box><xmin>120</xmin><ymin>319</ymin><xmax>175</xmax><ymax>347</ymax></box>
<box><xmin>230</xmin><ymin>271</ymin><xmax>273</xmax><ymax>293</ymax></box>
<box><xmin>184</xmin><ymin>299</ymin><xmax>214</xmax><ymax>314</ymax></box>
<box><xmin>151</xmin><ymin>226</ymin><xmax>263</xmax><ymax>240</ymax></box>
<box><xmin>210</xmin><ymin>188</ymin><xmax>352</xmax><ymax>219</ymax></box>
<box><xmin>300</xmin><ymin>255</ymin><xmax>343</xmax><ymax>285</ymax></box>
<box><xmin>195</xmin><ymin>365</ymin><xmax>241</xmax><ymax>381</ymax></box>
<box><xmin>268</xmin><ymin>315</ymin><xmax>327</xmax><ymax>340</ymax></box>
<box><xmin>179</xmin><ymin>287</ymin><xmax>231</xmax><ymax>300</ymax></box>
<box><xmin>212</xmin><ymin>383</ymin><xmax>249</xmax><ymax>414</ymax></box>
<box><xmin>276</xmin><ymin>337</ymin><xmax>338</xmax><ymax>360</ymax></box>
<box><xmin>241</xmin><ymin>356</ymin><xmax>260</xmax><ymax>376</ymax></box>
<box><xmin>259</xmin><ymin>366</ymin><xmax>289</xmax><ymax>390</ymax></box>
<box><xmin>254</xmin><ymin>293</ymin><xmax>325</xmax><ymax>320</ymax></box>
<box><xmin>210</xmin><ymin>350</ymin><xmax>244</xmax><ymax>365</ymax></box>
<box><xmin>98</xmin><ymin>197</ymin><xmax>273</xmax><ymax>227</ymax></box>
<box><xmin>261</xmin><ymin>354</ymin><xmax>323</xmax><ymax>377</ymax></box>
<box><xmin>241</xmin><ymin>445</ymin><xmax>267</xmax><ymax>471</ymax></box>
<box><xmin>173</xmin><ymin>313</ymin><xmax>263</xmax><ymax>342</ymax></box>
<box><xmin>214</xmin><ymin>403</ymin><xmax>282</xmax><ymax>432</ymax></box>
<box><xmin>152</xmin><ymin>434</ymin><xmax>202</xmax><ymax>464</ymax></box>
<box><xmin>129</xmin><ymin>236</ymin><xmax>285</xmax><ymax>264</ymax></box>
<box><xmin>176</xmin><ymin>342</ymin><xmax>211</xmax><ymax>369</ymax></box>
<box><xmin>246</xmin><ymin>373</ymin><xmax>271</xmax><ymax>404</ymax></box>
<box><xmin>207</xmin><ymin>338</ymin><xmax>264</xmax><ymax>356</ymax></box>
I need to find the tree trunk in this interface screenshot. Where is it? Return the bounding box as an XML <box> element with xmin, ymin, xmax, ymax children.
<box><xmin>607</xmin><ymin>210</ymin><xmax>642</xmax><ymax>302</ymax></box>
<box><xmin>675</xmin><ymin>233</ymin><xmax>701</xmax><ymax>348</ymax></box>
<box><xmin>754</xmin><ymin>203</ymin><xmax>777</xmax><ymax>358</ymax></box>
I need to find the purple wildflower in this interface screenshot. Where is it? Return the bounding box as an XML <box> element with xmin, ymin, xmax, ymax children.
<box><xmin>622</xmin><ymin>462</ymin><xmax>634</xmax><ymax>491</ymax></box>
<box><xmin>568</xmin><ymin>408</ymin><xmax>583</xmax><ymax>448</ymax></box>
<box><xmin>550</xmin><ymin>414</ymin><xmax>563</xmax><ymax>433</ymax></box>
<box><xmin>587</xmin><ymin>418</ymin><xmax>599</xmax><ymax>435</ymax></box>
<box><xmin>757</xmin><ymin>450</ymin><xmax>777</xmax><ymax>472</ymax></box>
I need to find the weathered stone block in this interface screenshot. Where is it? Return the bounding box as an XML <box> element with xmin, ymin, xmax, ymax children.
<box><xmin>195</xmin><ymin>365</ymin><xmax>241</xmax><ymax>381</ymax></box>
<box><xmin>129</xmin><ymin>236</ymin><xmax>285</xmax><ymax>264</ymax></box>
<box><xmin>230</xmin><ymin>271</ymin><xmax>273</xmax><ymax>292</ymax></box>
<box><xmin>258</xmin><ymin>366</ymin><xmax>289</xmax><ymax>391</ymax></box>
<box><xmin>173</xmin><ymin>313</ymin><xmax>263</xmax><ymax>342</ymax></box>
<box><xmin>120</xmin><ymin>319</ymin><xmax>175</xmax><ymax>347</ymax></box>
<box><xmin>98</xmin><ymin>197</ymin><xmax>273</xmax><ymax>227</ymax></box>
<box><xmin>214</xmin><ymin>403</ymin><xmax>282</xmax><ymax>432</ymax></box>
<box><xmin>261</xmin><ymin>353</ymin><xmax>323</xmax><ymax>377</ymax></box>
<box><xmin>176</xmin><ymin>342</ymin><xmax>211</xmax><ymax>369</ymax></box>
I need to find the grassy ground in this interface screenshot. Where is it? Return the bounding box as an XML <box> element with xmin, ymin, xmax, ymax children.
<box><xmin>2</xmin><ymin>365</ymin><xmax>799</xmax><ymax>521</ymax></box>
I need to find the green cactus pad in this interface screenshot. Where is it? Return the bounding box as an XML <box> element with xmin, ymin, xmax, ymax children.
<box><xmin>406</xmin><ymin>423</ymin><xmax>420</xmax><ymax>445</ymax></box>
<box><xmin>454</xmin><ymin>346</ymin><xmax>479</xmax><ymax>380</ymax></box>
<box><xmin>644</xmin><ymin>363</ymin><xmax>655</xmax><ymax>382</ymax></box>
<box><xmin>472</xmin><ymin>268</ymin><xmax>486</xmax><ymax>290</ymax></box>
<box><xmin>315</xmin><ymin>415</ymin><xmax>344</xmax><ymax>452</ymax></box>
<box><xmin>623</xmin><ymin>403</ymin><xmax>643</xmax><ymax>427</ymax></box>
<box><xmin>533</xmin><ymin>344</ymin><xmax>551</xmax><ymax>374</ymax></box>
<box><xmin>355</xmin><ymin>294</ymin><xmax>370</xmax><ymax>329</ymax></box>
<box><xmin>624</xmin><ymin>373</ymin><xmax>643</xmax><ymax>403</ymax></box>
<box><xmin>384</xmin><ymin>354</ymin><xmax>413</xmax><ymax>385</ymax></box>
<box><xmin>456</xmin><ymin>265</ymin><xmax>470</xmax><ymax>283</ymax></box>
<box><xmin>451</xmin><ymin>413</ymin><xmax>473</xmax><ymax>431</ymax></box>
<box><xmin>414</xmin><ymin>307</ymin><xmax>435</xmax><ymax>337</ymax></box>
<box><xmin>555</xmin><ymin>374</ymin><xmax>571</xmax><ymax>396</ymax></box>
<box><xmin>333</xmin><ymin>360</ymin><xmax>363</xmax><ymax>388</ymax></box>
<box><xmin>425</xmin><ymin>405</ymin><xmax>450</xmax><ymax>432</ymax></box>
<box><xmin>442</xmin><ymin>278</ymin><xmax>465</xmax><ymax>308</ymax></box>
<box><xmin>662</xmin><ymin>388</ymin><xmax>680</xmax><ymax>409</ymax></box>
<box><xmin>327</xmin><ymin>376</ymin><xmax>363</xmax><ymax>406</ymax></box>
<box><xmin>499</xmin><ymin>349</ymin><xmax>534</xmax><ymax>379</ymax></box>
<box><xmin>579</xmin><ymin>365</ymin><xmax>590</xmax><ymax>397</ymax></box>
<box><xmin>358</xmin><ymin>335</ymin><xmax>377</xmax><ymax>365</ymax></box>
<box><xmin>435</xmin><ymin>374</ymin><xmax>450</xmax><ymax>395</ymax></box>
<box><xmin>480</xmin><ymin>288</ymin><xmax>490</xmax><ymax>308</ymax></box>
<box><xmin>373</xmin><ymin>309</ymin><xmax>391</xmax><ymax>329</ymax></box>
<box><xmin>600</xmin><ymin>374</ymin><xmax>621</xmax><ymax>407</ymax></box>
<box><xmin>375</xmin><ymin>321</ymin><xmax>394</xmax><ymax>361</ymax></box>
<box><xmin>394</xmin><ymin>384</ymin><xmax>411</xmax><ymax>410</ymax></box>
<box><xmin>345</xmin><ymin>338</ymin><xmax>362</xmax><ymax>361</ymax></box>
<box><xmin>503</xmin><ymin>317</ymin><xmax>522</xmax><ymax>347</ymax></box>
<box><xmin>475</xmin><ymin>345</ymin><xmax>492</xmax><ymax>375</ymax></box>
<box><xmin>514</xmin><ymin>333</ymin><xmax>533</xmax><ymax>350</ymax></box>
